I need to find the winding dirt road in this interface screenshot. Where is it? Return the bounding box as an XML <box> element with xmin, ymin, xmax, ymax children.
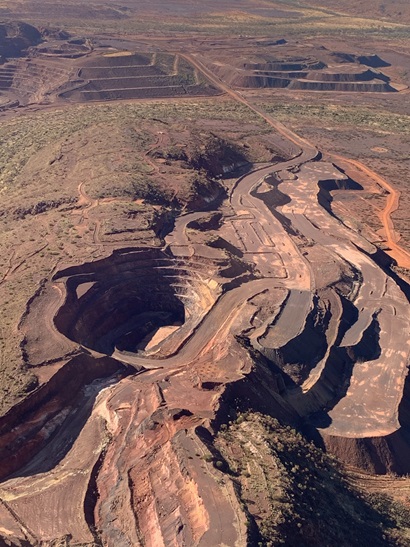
<box><xmin>331</xmin><ymin>152</ymin><xmax>410</xmax><ymax>269</ymax></box>
<box><xmin>184</xmin><ymin>53</ymin><xmax>410</xmax><ymax>271</ymax></box>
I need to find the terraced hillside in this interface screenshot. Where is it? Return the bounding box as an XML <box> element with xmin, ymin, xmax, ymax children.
<box><xmin>0</xmin><ymin>44</ymin><xmax>218</xmax><ymax>108</ymax></box>
<box><xmin>211</xmin><ymin>57</ymin><xmax>397</xmax><ymax>92</ymax></box>
<box><xmin>0</xmin><ymin>57</ymin><xmax>76</xmax><ymax>104</ymax></box>
<box><xmin>199</xmin><ymin>41</ymin><xmax>402</xmax><ymax>93</ymax></box>
<box><xmin>61</xmin><ymin>51</ymin><xmax>219</xmax><ymax>101</ymax></box>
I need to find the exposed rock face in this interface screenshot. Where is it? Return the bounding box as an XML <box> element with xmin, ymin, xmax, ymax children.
<box><xmin>231</xmin><ymin>74</ymin><xmax>291</xmax><ymax>88</ymax></box>
<box><xmin>0</xmin><ymin>354</ymin><xmax>127</xmax><ymax>482</ymax></box>
<box><xmin>0</xmin><ymin>21</ymin><xmax>42</xmax><ymax>60</ymax></box>
<box><xmin>288</xmin><ymin>80</ymin><xmax>395</xmax><ymax>92</ymax></box>
<box><xmin>243</xmin><ymin>59</ymin><xmax>326</xmax><ymax>71</ymax></box>
<box><xmin>0</xmin><ymin>56</ymin><xmax>76</xmax><ymax>105</ymax></box>
<box><xmin>331</xmin><ymin>52</ymin><xmax>391</xmax><ymax>68</ymax></box>
<box><xmin>53</xmin><ymin>248</ymin><xmax>223</xmax><ymax>356</ymax></box>
<box><xmin>357</xmin><ymin>54</ymin><xmax>391</xmax><ymax>68</ymax></box>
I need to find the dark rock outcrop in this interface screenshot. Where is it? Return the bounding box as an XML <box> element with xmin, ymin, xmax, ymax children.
<box><xmin>0</xmin><ymin>21</ymin><xmax>42</xmax><ymax>60</ymax></box>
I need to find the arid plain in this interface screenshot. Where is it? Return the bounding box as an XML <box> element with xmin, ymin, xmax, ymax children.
<box><xmin>0</xmin><ymin>0</ymin><xmax>410</xmax><ymax>545</ymax></box>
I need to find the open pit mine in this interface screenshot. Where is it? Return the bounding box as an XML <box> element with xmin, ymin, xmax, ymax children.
<box><xmin>0</xmin><ymin>116</ymin><xmax>410</xmax><ymax>545</ymax></box>
<box><xmin>1</xmin><ymin>22</ymin><xmax>410</xmax><ymax>547</ymax></box>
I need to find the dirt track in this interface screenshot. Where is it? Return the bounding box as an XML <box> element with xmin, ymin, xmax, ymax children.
<box><xmin>185</xmin><ymin>53</ymin><xmax>410</xmax><ymax>271</ymax></box>
<box><xmin>331</xmin><ymin>153</ymin><xmax>410</xmax><ymax>269</ymax></box>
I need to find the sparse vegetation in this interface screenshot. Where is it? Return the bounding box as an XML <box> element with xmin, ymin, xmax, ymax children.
<box><xmin>1</xmin><ymin>0</ymin><xmax>408</xmax><ymax>38</ymax></box>
<box><xmin>216</xmin><ymin>412</ymin><xmax>410</xmax><ymax>546</ymax></box>
<box><xmin>260</xmin><ymin>103</ymin><xmax>410</xmax><ymax>134</ymax></box>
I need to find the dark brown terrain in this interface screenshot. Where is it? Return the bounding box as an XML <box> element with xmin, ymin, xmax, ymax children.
<box><xmin>0</xmin><ymin>2</ymin><xmax>410</xmax><ymax>545</ymax></box>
